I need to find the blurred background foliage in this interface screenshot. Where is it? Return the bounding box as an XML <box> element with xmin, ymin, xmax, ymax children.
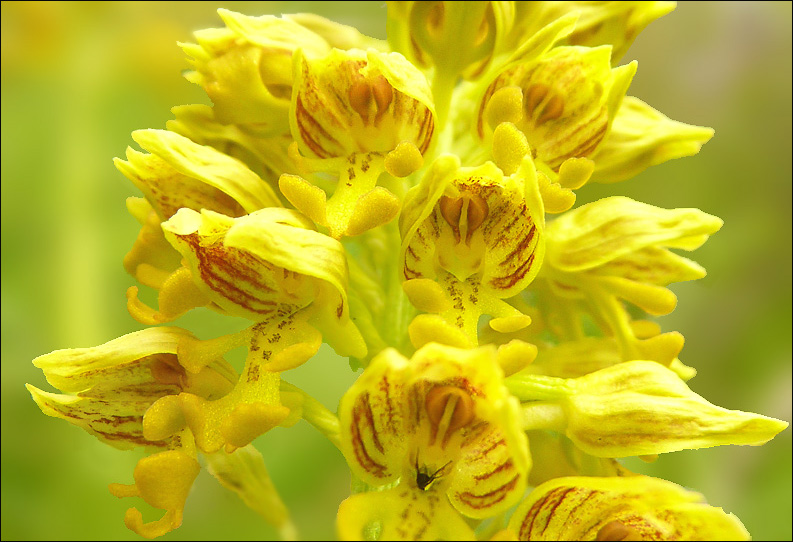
<box><xmin>1</xmin><ymin>1</ymin><xmax>790</xmax><ymax>540</ymax></box>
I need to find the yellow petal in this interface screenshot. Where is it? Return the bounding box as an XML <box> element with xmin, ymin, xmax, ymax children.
<box><xmin>516</xmin><ymin>361</ymin><xmax>790</xmax><ymax>457</ymax></box>
<box><xmin>546</xmin><ymin>196</ymin><xmax>723</xmax><ymax>272</ymax></box>
<box><xmin>591</xmin><ymin>96</ymin><xmax>715</xmax><ymax>183</ymax></box>
<box><xmin>182</xmin><ymin>9</ymin><xmax>330</xmax><ymax>135</ymax></box>
<box><xmin>338</xmin><ymin>348</ymin><xmax>410</xmax><ymax>486</ymax></box>
<box><xmin>477</xmin><ymin>45</ymin><xmax>636</xmax><ymax>170</ymax></box>
<box><xmin>291</xmin><ymin>48</ymin><xmax>435</xmax><ymax>159</ymax></box>
<box><xmin>116</xmin><ymin>129</ymin><xmax>280</xmax><ymax>218</ymax></box>
<box><xmin>109</xmin><ymin>449</ymin><xmax>201</xmax><ymax>539</ymax></box>
<box><xmin>337</xmin><ymin>484</ymin><xmax>476</xmax><ymax>541</ymax></box>
<box><xmin>508</xmin><ymin>475</ymin><xmax>749</xmax><ymax>541</ymax></box>
<box><xmin>123</xmin><ymin>198</ymin><xmax>182</xmax><ymax>288</ymax></box>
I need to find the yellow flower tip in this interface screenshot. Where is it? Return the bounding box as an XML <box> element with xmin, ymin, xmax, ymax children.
<box><xmin>220</xmin><ymin>402</ymin><xmax>291</xmax><ymax>450</ymax></box>
<box><xmin>126</xmin><ymin>286</ymin><xmax>167</xmax><ymax>325</ymax></box>
<box><xmin>108</xmin><ymin>482</ymin><xmax>139</xmax><ymax>499</ymax></box>
<box><xmin>344</xmin><ymin>186</ymin><xmax>401</xmax><ymax>237</ymax></box>
<box><xmin>143</xmin><ymin>396</ymin><xmax>187</xmax><ymax>442</ymax></box>
<box><xmin>496</xmin><ymin>340</ymin><xmax>538</xmax><ymax>377</ymax></box>
<box><xmin>384</xmin><ymin>140</ymin><xmax>424</xmax><ymax>178</ymax></box>
<box><xmin>125</xmin><ymin>268</ymin><xmax>210</xmax><ymax>325</ymax></box>
<box><xmin>601</xmin><ymin>276</ymin><xmax>678</xmax><ymax>315</ymax></box>
<box><xmin>669</xmin><ymin>358</ymin><xmax>697</xmax><ymax>381</ymax></box>
<box><xmin>112</xmin><ymin>450</ymin><xmax>200</xmax><ymax>538</ymax></box>
<box><xmin>403</xmin><ymin>278</ymin><xmax>452</xmax><ymax>313</ymax></box>
<box><xmin>637</xmin><ymin>331</ymin><xmax>685</xmax><ymax>366</ymax></box>
<box><xmin>265</xmin><ymin>331</ymin><xmax>322</xmax><ymax>372</ymax></box>
<box><xmin>557</xmin><ymin>157</ymin><xmax>595</xmax><ymax>190</ymax></box>
<box><xmin>630</xmin><ymin>319</ymin><xmax>662</xmax><ymax>339</ymax></box>
<box><xmin>492</xmin><ymin>122</ymin><xmax>530</xmax><ymax>176</ymax></box>
<box><xmin>489</xmin><ymin>314</ymin><xmax>532</xmax><ymax>334</ymax></box>
<box><xmin>177</xmin><ymin>331</ymin><xmax>248</xmax><ymax>375</ymax></box>
<box><xmin>537</xmin><ymin>170</ymin><xmax>576</xmax><ymax>214</ymax></box>
<box><xmin>408</xmin><ymin>314</ymin><xmax>472</xmax><ymax>349</ymax></box>
<box><xmin>278</xmin><ymin>173</ymin><xmax>328</xmax><ymax>226</ymax></box>
<box><xmin>486</xmin><ymin>87</ymin><xmax>524</xmax><ymax>130</ymax></box>
<box><xmin>639</xmin><ymin>454</ymin><xmax>659</xmax><ymax>463</ymax></box>
<box><xmin>123</xmin><ymin>508</ymin><xmax>183</xmax><ymax>539</ymax></box>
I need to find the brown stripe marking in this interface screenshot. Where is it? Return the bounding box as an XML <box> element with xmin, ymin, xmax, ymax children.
<box><xmin>490</xmin><ymin>253</ymin><xmax>536</xmax><ymax>290</ymax></box>
<box><xmin>295</xmin><ymin>96</ymin><xmax>340</xmax><ymax>159</ymax></box>
<box><xmin>500</xmin><ymin>224</ymin><xmax>537</xmax><ymax>266</ymax></box>
<box><xmin>350</xmin><ymin>394</ymin><xmax>388</xmax><ymax>478</ymax></box>
<box><xmin>473</xmin><ymin>458</ymin><xmax>514</xmax><ymax>481</ymax></box>
<box><xmin>457</xmin><ymin>473</ymin><xmax>519</xmax><ymax>509</ymax></box>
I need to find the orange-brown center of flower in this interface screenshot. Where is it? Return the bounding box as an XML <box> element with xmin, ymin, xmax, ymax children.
<box><xmin>596</xmin><ymin>521</ymin><xmax>644</xmax><ymax>541</ymax></box>
<box><xmin>439</xmin><ymin>193</ymin><xmax>489</xmax><ymax>245</ymax></box>
<box><xmin>425</xmin><ymin>385</ymin><xmax>475</xmax><ymax>442</ymax></box>
<box><xmin>524</xmin><ymin>83</ymin><xmax>565</xmax><ymax>126</ymax></box>
<box><xmin>348</xmin><ymin>74</ymin><xmax>393</xmax><ymax>126</ymax></box>
<box><xmin>150</xmin><ymin>355</ymin><xmax>188</xmax><ymax>388</ymax></box>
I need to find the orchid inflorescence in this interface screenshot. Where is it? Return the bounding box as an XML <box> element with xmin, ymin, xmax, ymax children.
<box><xmin>28</xmin><ymin>2</ymin><xmax>788</xmax><ymax>540</ymax></box>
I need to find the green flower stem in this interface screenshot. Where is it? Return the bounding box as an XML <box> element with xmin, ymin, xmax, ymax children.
<box><xmin>582</xmin><ymin>277</ymin><xmax>639</xmax><ymax>358</ymax></box>
<box><xmin>280</xmin><ymin>381</ymin><xmax>341</xmax><ymax>449</ymax></box>
<box><xmin>431</xmin><ymin>67</ymin><xmax>458</xmax><ymax>132</ymax></box>
<box><xmin>505</xmin><ymin>372</ymin><xmax>571</xmax><ymax>402</ymax></box>
<box><xmin>380</xmin><ymin>218</ymin><xmax>416</xmax><ymax>356</ymax></box>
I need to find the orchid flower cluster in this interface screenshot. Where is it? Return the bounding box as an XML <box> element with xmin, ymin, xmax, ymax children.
<box><xmin>28</xmin><ymin>2</ymin><xmax>788</xmax><ymax>540</ymax></box>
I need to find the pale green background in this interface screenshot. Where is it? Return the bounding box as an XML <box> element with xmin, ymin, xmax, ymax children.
<box><xmin>1</xmin><ymin>2</ymin><xmax>790</xmax><ymax>540</ymax></box>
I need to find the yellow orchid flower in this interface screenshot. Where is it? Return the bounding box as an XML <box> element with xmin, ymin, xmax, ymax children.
<box><xmin>589</xmin><ymin>96</ymin><xmax>715</xmax><ymax>184</ymax></box>
<box><xmin>508</xmin><ymin>360</ymin><xmax>788</xmax><ymax>458</ymax></box>
<box><xmin>181</xmin><ymin>9</ymin><xmax>328</xmax><ymax>137</ymax></box>
<box><xmin>133</xmin><ymin>207</ymin><xmax>365</xmax><ymax>453</ymax></box>
<box><xmin>476</xmin><ymin>43</ymin><xmax>636</xmax><ymax>173</ymax></box>
<box><xmin>115</xmin><ymin>128</ymin><xmax>281</xmax><ymax>288</ymax></box>
<box><xmin>387</xmin><ymin>1</ymin><xmax>517</xmax><ymax>124</ymax></box>
<box><xmin>505</xmin><ymin>1</ymin><xmax>676</xmax><ymax>62</ymax></box>
<box><xmin>400</xmin><ymin>154</ymin><xmax>545</xmax><ymax>344</ymax></box>
<box><xmin>537</xmin><ymin>196</ymin><xmax>722</xmax><ymax>365</ymax></box>
<box><xmin>181</xmin><ymin>9</ymin><xmax>385</xmax><ymax>138</ymax></box>
<box><xmin>282</xmin><ymin>47</ymin><xmax>435</xmax><ymax>238</ymax></box>
<box><xmin>337</xmin><ymin>343</ymin><xmax>529</xmax><ymax>540</ymax></box>
<box><xmin>525</xmin><ymin>334</ymin><xmax>696</xmax><ymax>381</ymax></box>
<box><xmin>26</xmin><ymin>327</ymin><xmax>236</xmax><ymax>538</ymax></box>
<box><xmin>166</xmin><ymin>104</ymin><xmax>296</xmax><ymax>195</ymax></box>
<box><xmin>507</xmin><ymin>475</ymin><xmax>750</xmax><ymax>541</ymax></box>
<box><xmin>470</xmin><ymin>12</ymin><xmax>712</xmax><ymax>206</ymax></box>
